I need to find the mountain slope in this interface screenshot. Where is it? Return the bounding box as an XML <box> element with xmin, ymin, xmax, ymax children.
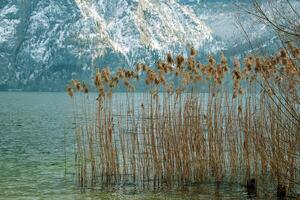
<box><xmin>0</xmin><ymin>0</ymin><xmax>276</xmax><ymax>91</ymax></box>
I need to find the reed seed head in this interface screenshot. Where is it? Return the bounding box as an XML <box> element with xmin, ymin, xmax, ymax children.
<box><xmin>76</xmin><ymin>82</ymin><xmax>81</xmax><ymax>91</ymax></box>
<box><xmin>82</xmin><ymin>82</ymin><xmax>89</xmax><ymax>94</ymax></box>
<box><xmin>176</xmin><ymin>54</ymin><xmax>184</xmax><ymax>68</ymax></box>
<box><xmin>94</xmin><ymin>70</ymin><xmax>102</xmax><ymax>87</ymax></box>
<box><xmin>190</xmin><ymin>47</ymin><xmax>197</xmax><ymax>56</ymax></box>
<box><xmin>67</xmin><ymin>85</ymin><xmax>73</xmax><ymax>97</ymax></box>
<box><xmin>166</xmin><ymin>52</ymin><xmax>174</xmax><ymax>64</ymax></box>
<box><xmin>221</xmin><ymin>53</ymin><xmax>227</xmax><ymax>66</ymax></box>
<box><xmin>208</xmin><ymin>55</ymin><xmax>216</xmax><ymax>65</ymax></box>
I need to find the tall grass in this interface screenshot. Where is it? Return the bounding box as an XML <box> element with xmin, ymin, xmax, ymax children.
<box><xmin>67</xmin><ymin>44</ymin><xmax>299</xmax><ymax>197</ymax></box>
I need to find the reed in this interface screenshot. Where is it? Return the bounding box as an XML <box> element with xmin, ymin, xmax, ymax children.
<box><xmin>67</xmin><ymin>45</ymin><xmax>300</xmax><ymax>197</ymax></box>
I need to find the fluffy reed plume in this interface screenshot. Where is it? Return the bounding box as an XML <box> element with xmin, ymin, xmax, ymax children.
<box><xmin>176</xmin><ymin>54</ymin><xmax>185</xmax><ymax>69</ymax></box>
<box><xmin>66</xmin><ymin>85</ymin><xmax>73</xmax><ymax>97</ymax></box>
<box><xmin>67</xmin><ymin>45</ymin><xmax>300</xmax><ymax>198</ymax></box>
<box><xmin>190</xmin><ymin>47</ymin><xmax>197</xmax><ymax>56</ymax></box>
<box><xmin>166</xmin><ymin>52</ymin><xmax>174</xmax><ymax>64</ymax></box>
<box><xmin>82</xmin><ymin>82</ymin><xmax>88</xmax><ymax>94</ymax></box>
<box><xmin>101</xmin><ymin>67</ymin><xmax>111</xmax><ymax>82</ymax></box>
<box><xmin>94</xmin><ymin>69</ymin><xmax>102</xmax><ymax>88</ymax></box>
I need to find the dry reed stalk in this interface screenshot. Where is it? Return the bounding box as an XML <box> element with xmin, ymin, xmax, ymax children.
<box><xmin>67</xmin><ymin>46</ymin><xmax>300</xmax><ymax>197</ymax></box>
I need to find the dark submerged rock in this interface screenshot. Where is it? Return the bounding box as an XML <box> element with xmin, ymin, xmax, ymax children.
<box><xmin>277</xmin><ymin>184</ymin><xmax>287</xmax><ymax>198</ymax></box>
<box><xmin>246</xmin><ymin>178</ymin><xmax>257</xmax><ymax>196</ymax></box>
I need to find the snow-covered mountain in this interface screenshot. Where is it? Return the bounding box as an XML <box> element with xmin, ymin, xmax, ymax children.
<box><xmin>0</xmin><ymin>0</ymin><xmax>277</xmax><ymax>91</ymax></box>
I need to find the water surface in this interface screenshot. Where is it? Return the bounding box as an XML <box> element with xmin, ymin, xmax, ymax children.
<box><xmin>0</xmin><ymin>92</ymin><xmax>275</xmax><ymax>199</ymax></box>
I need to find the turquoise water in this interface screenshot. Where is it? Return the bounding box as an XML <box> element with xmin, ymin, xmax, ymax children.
<box><xmin>0</xmin><ymin>92</ymin><xmax>277</xmax><ymax>199</ymax></box>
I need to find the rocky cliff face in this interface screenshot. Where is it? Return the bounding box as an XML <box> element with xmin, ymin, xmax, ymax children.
<box><xmin>0</xmin><ymin>0</ymin><xmax>276</xmax><ymax>91</ymax></box>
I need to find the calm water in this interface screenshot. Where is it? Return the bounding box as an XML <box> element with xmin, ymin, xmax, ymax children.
<box><xmin>0</xmin><ymin>92</ymin><xmax>277</xmax><ymax>199</ymax></box>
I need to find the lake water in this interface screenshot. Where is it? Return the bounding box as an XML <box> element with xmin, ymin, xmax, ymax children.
<box><xmin>0</xmin><ymin>92</ymin><xmax>277</xmax><ymax>199</ymax></box>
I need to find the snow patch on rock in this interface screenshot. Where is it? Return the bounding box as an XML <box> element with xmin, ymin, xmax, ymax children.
<box><xmin>0</xmin><ymin>4</ymin><xmax>19</xmax><ymax>43</ymax></box>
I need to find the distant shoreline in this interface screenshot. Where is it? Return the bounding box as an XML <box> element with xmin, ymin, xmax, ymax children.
<box><xmin>7</xmin><ymin>89</ymin><xmax>23</xmax><ymax>92</ymax></box>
